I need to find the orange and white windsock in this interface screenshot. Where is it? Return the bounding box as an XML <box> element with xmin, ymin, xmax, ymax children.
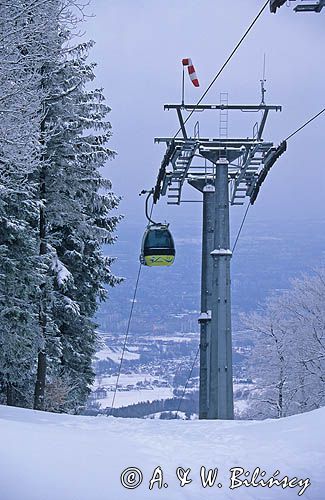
<box><xmin>182</xmin><ymin>58</ymin><xmax>200</xmax><ymax>87</ymax></box>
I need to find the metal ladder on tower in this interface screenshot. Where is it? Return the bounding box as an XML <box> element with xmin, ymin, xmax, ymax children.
<box><xmin>219</xmin><ymin>92</ymin><xmax>229</xmax><ymax>160</ymax></box>
<box><xmin>219</xmin><ymin>92</ymin><xmax>229</xmax><ymax>137</ymax></box>
<box><xmin>231</xmin><ymin>160</ymin><xmax>260</xmax><ymax>205</ymax></box>
<box><xmin>167</xmin><ymin>140</ymin><xmax>197</xmax><ymax>204</ymax></box>
<box><xmin>231</xmin><ymin>146</ymin><xmax>264</xmax><ymax>205</ymax></box>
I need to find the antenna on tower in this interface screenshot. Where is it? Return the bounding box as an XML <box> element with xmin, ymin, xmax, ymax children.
<box><xmin>260</xmin><ymin>53</ymin><xmax>267</xmax><ymax>105</ymax></box>
<box><xmin>181</xmin><ymin>64</ymin><xmax>185</xmax><ymax>106</ymax></box>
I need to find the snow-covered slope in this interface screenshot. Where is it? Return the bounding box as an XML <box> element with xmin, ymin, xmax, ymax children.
<box><xmin>0</xmin><ymin>405</ymin><xmax>324</xmax><ymax>500</ymax></box>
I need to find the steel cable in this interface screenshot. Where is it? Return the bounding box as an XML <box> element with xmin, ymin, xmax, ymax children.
<box><xmin>175</xmin><ymin>346</ymin><xmax>200</xmax><ymax>419</ymax></box>
<box><xmin>110</xmin><ymin>263</ymin><xmax>142</xmax><ymax>412</ymax></box>
<box><xmin>174</xmin><ymin>0</ymin><xmax>270</xmax><ymax>138</ymax></box>
<box><xmin>285</xmin><ymin>107</ymin><xmax>325</xmax><ymax>142</ymax></box>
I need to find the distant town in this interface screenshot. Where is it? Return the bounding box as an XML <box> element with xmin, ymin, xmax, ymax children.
<box><xmin>87</xmin><ymin>218</ymin><xmax>325</xmax><ymax>418</ymax></box>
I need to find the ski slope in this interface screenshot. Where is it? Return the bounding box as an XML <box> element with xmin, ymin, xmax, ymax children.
<box><xmin>0</xmin><ymin>405</ymin><xmax>324</xmax><ymax>500</ymax></box>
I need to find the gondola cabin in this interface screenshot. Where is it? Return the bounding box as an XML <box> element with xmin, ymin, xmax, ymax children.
<box><xmin>140</xmin><ymin>224</ymin><xmax>175</xmax><ymax>267</ymax></box>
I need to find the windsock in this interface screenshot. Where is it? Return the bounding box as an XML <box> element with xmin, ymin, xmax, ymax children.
<box><xmin>182</xmin><ymin>58</ymin><xmax>200</xmax><ymax>87</ymax></box>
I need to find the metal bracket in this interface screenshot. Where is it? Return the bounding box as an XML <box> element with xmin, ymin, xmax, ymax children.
<box><xmin>294</xmin><ymin>0</ymin><xmax>325</xmax><ymax>12</ymax></box>
<box><xmin>211</xmin><ymin>249</ymin><xmax>233</xmax><ymax>257</ymax></box>
<box><xmin>198</xmin><ymin>311</ymin><xmax>212</xmax><ymax>323</ymax></box>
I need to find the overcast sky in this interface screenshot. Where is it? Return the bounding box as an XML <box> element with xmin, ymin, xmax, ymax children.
<box><xmin>84</xmin><ymin>0</ymin><xmax>324</xmax><ymax>235</ymax></box>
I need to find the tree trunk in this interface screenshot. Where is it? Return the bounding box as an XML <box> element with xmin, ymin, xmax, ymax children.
<box><xmin>278</xmin><ymin>359</ymin><xmax>285</xmax><ymax>418</ymax></box>
<box><xmin>34</xmin><ymin>122</ymin><xmax>47</xmax><ymax>410</ymax></box>
<box><xmin>6</xmin><ymin>383</ymin><xmax>15</xmax><ymax>406</ymax></box>
<box><xmin>34</xmin><ymin>351</ymin><xmax>47</xmax><ymax>410</ymax></box>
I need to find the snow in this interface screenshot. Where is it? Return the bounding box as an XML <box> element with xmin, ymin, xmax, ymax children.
<box><xmin>211</xmin><ymin>248</ymin><xmax>233</xmax><ymax>256</ymax></box>
<box><xmin>94</xmin><ymin>373</ymin><xmax>160</xmax><ymax>387</ymax></box>
<box><xmin>91</xmin><ymin>373</ymin><xmax>173</xmax><ymax>409</ymax></box>
<box><xmin>97</xmin><ymin>388</ymin><xmax>174</xmax><ymax>409</ymax></box>
<box><xmin>145</xmin><ymin>410</ymin><xmax>192</xmax><ymax>420</ymax></box>
<box><xmin>50</xmin><ymin>251</ymin><xmax>71</xmax><ymax>286</ymax></box>
<box><xmin>95</xmin><ymin>346</ymin><xmax>140</xmax><ymax>362</ymax></box>
<box><xmin>149</xmin><ymin>334</ymin><xmax>196</xmax><ymax>342</ymax></box>
<box><xmin>234</xmin><ymin>398</ymin><xmax>250</xmax><ymax>414</ymax></box>
<box><xmin>0</xmin><ymin>405</ymin><xmax>324</xmax><ymax>500</ymax></box>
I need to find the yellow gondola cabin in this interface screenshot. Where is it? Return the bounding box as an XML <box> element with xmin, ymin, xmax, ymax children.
<box><xmin>140</xmin><ymin>224</ymin><xmax>175</xmax><ymax>267</ymax></box>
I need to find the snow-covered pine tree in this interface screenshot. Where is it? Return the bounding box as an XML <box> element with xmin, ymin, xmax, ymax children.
<box><xmin>0</xmin><ymin>0</ymin><xmax>120</xmax><ymax>412</ymax></box>
<box><xmin>37</xmin><ymin>17</ymin><xmax>120</xmax><ymax>412</ymax></box>
<box><xmin>0</xmin><ymin>0</ymin><xmax>49</xmax><ymax>406</ymax></box>
<box><xmin>20</xmin><ymin>0</ymin><xmax>65</xmax><ymax>412</ymax></box>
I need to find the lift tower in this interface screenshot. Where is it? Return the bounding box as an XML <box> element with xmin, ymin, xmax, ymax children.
<box><xmin>153</xmin><ymin>102</ymin><xmax>282</xmax><ymax>419</ymax></box>
<box><xmin>270</xmin><ymin>0</ymin><xmax>325</xmax><ymax>12</ymax></box>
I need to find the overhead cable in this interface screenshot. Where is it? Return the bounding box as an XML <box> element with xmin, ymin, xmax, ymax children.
<box><xmin>174</xmin><ymin>0</ymin><xmax>270</xmax><ymax>138</ymax></box>
<box><xmin>175</xmin><ymin>346</ymin><xmax>200</xmax><ymax>419</ymax></box>
<box><xmin>110</xmin><ymin>263</ymin><xmax>142</xmax><ymax>412</ymax></box>
<box><xmin>285</xmin><ymin>107</ymin><xmax>325</xmax><ymax>142</ymax></box>
<box><xmin>232</xmin><ymin>203</ymin><xmax>251</xmax><ymax>253</ymax></box>
<box><xmin>234</xmin><ymin>107</ymin><xmax>325</xmax><ymax>246</ymax></box>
